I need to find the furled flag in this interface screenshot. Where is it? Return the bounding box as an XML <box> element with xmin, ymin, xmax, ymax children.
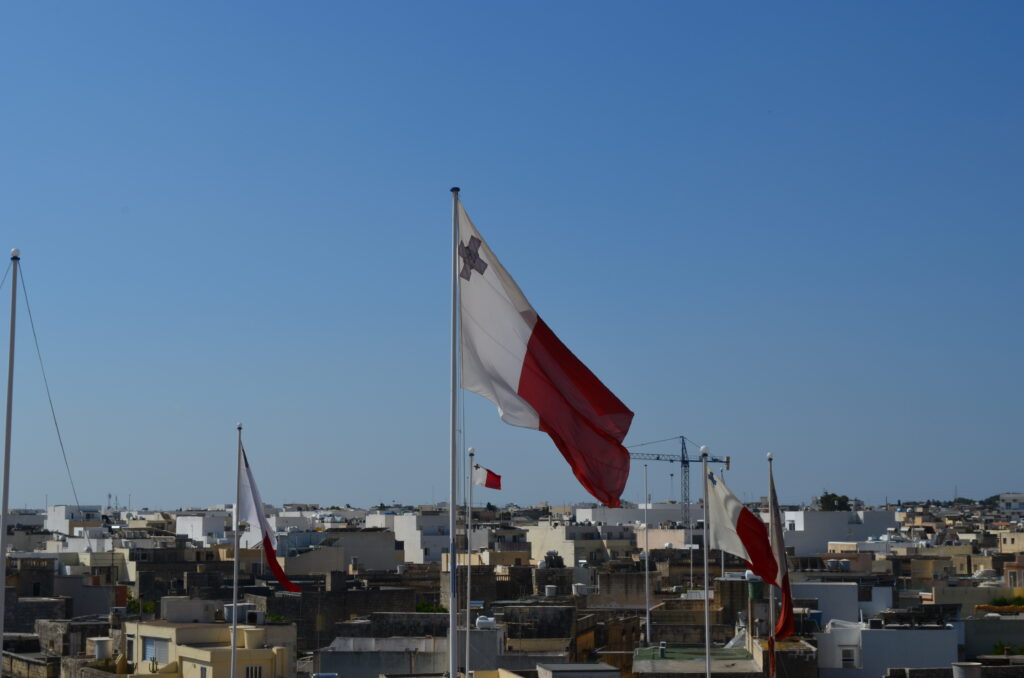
<box><xmin>705</xmin><ymin>471</ymin><xmax>778</xmax><ymax>584</ymax></box>
<box><xmin>238</xmin><ymin>447</ymin><xmax>300</xmax><ymax>592</ymax></box>
<box><xmin>456</xmin><ymin>198</ymin><xmax>634</xmax><ymax>507</ymax></box>
<box><xmin>472</xmin><ymin>463</ymin><xmax>502</xmax><ymax>490</ymax></box>
<box><xmin>768</xmin><ymin>462</ymin><xmax>795</xmax><ymax>640</ymax></box>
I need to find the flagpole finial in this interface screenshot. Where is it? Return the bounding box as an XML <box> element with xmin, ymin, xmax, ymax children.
<box><xmin>10</xmin><ymin>249</ymin><xmax>19</xmax><ymax>260</ymax></box>
<box><xmin>767</xmin><ymin>453</ymin><xmax>773</xmax><ymax>461</ymax></box>
<box><xmin>450</xmin><ymin>186</ymin><xmax>460</xmax><ymax>194</ymax></box>
<box><xmin>699</xmin><ymin>445</ymin><xmax>709</xmax><ymax>459</ymax></box>
<box><xmin>237</xmin><ymin>423</ymin><xmax>242</xmax><ymax>431</ymax></box>
<box><xmin>468</xmin><ymin>447</ymin><xmax>475</xmax><ymax>457</ymax></box>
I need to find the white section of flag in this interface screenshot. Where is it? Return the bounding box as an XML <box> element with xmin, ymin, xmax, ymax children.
<box><xmin>706</xmin><ymin>472</ymin><xmax>751</xmax><ymax>562</ymax></box>
<box><xmin>238</xmin><ymin>451</ymin><xmax>276</xmax><ymax>550</ymax></box>
<box><xmin>458</xmin><ymin>202</ymin><xmax>541</xmax><ymax>429</ymax></box>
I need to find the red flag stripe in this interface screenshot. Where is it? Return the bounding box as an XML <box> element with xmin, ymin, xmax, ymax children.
<box><xmin>517</xmin><ymin>317</ymin><xmax>632</xmax><ymax>507</ymax></box>
<box><xmin>262</xmin><ymin>534</ymin><xmax>300</xmax><ymax>593</ymax></box>
<box><xmin>736</xmin><ymin>507</ymin><xmax>778</xmax><ymax>585</ymax></box>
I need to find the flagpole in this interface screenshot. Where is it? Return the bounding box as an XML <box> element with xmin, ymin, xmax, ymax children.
<box><xmin>0</xmin><ymin>249</ymin><xmax>20</xmax><ymax>651</ymax></box>
<box><xmin>231</xmin><ymin>424</ymin><xmax>242</xmax><ymax>678</ymax></box>
<box><xmin>449</xmin><ymin>187</ymin><xmax>461</xmax><ymax>678</ymax></box>
<box><xmin>465</xmin><ymin>448</ymin><xmax>475</xmax><ymax>676</ymax></box>
<box><xmin>700</xmin><ymin>447</ymin><xmax>711</xmax><ymax>678</ymax></box>
<box><xmin>767</xmin><ymin>453</ymin><xmax>777</xmax><ymax>677</ymax></box>
<box><xmin>643</xmin><ymin>464</ymin><xmax>651</xmax><ymax>646</ymax></box>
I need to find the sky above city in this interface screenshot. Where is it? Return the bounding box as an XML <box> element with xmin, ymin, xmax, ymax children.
<box><xmin>1</xmin><ymin>3</ymin><xmax>1021</xmax><ymax>511</ymax></box>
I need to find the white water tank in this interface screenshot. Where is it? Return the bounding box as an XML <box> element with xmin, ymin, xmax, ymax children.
<box><xmin>91</xmin><ymin>638</ymin><xmax>112</xmax><ymax>660</ymax></box>
<box><xmin>475</xmin><ymin>616</ymin><xmax>497</xmax><ymax>630</ymax></box>
<box><xmin>544</xmin><ymin>585</ymin><xmax>557</xmax><ymax>597</ymax></box>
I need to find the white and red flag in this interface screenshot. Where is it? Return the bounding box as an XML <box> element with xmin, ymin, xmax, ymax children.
<box><xmin>472</xmin><ymin>463</ymin><xmax>502</xmax><ymax>490</ymax></box>
<box><xmin>456</xmin><ymin>200</ymin><xmax>633</xmax><ymax>507</ymax></box>
<box><xmin>768</xmin><ymin>463</ymin><xmax>795</xmax><ymax>640</ymax></box>
<box><xmin>238</xmin><ymin>447</ymin><xmax>300</xmax><ymax>592</ymax></box>
<box><xmin>705</xmin><ymin>471</ymin><xmax>778</xmax><ymax>584</ymax></box>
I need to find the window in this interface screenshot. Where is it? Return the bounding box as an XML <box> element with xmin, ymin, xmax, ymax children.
<box><xmin>245</xmin><ymin>666</ymin><xmax>262</xmax><ymax>678</ymax></box>
<box><xmin>142</xmin><ymin>638</ymin><xmax>169</xmax><ymax>664</ymax></box>
<box><xmin>200</xmin><ymin>667</ymin><xmax>207</xmax><ymax>678</ymax></box>
<box><xmin>840</xmin><ymin>647</ymin><xmax>858</xmax><ymax>668</ymax></box>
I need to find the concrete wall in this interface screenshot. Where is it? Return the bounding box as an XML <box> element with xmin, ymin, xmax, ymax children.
<box><xmin>962</xmin><ymin>618</ymin><xmax>1024</xmax><ymax>659</ymax></box>
<box><xmin>792</xmin><ymin>582</ymin><xmax>858</xmax><ymax>624</ymax></box>
<box><xmin>816</xmin><ymin>627</ymin><xmax>957</xmax><ymax>678</ymax></box>
<box><xmin>282</xmin><ymin>546</ymin><xmax>345</xmax><ymax>577</ymax></box>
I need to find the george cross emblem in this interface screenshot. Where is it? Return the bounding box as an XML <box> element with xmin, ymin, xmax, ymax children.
<box><xmin>459</xmin><ymin>236</ymin><xmax>488</xmax><ymax>281</ymax></box>
<box><xmin>707</xmin><ymin>472</ymin><xmax>717</xmax><ymax>485</ymax></box>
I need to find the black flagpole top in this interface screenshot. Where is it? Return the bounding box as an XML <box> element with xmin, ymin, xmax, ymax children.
<box><xmin>450</xmin><ymin>187</ymin><xmax>460</xmax><ymax>193</ymax></box>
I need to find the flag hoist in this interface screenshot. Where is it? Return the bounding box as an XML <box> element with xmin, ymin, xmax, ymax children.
<box><xmin>449</xmin><ymin>189</ymin><xmax>635</xmax><ymax>677</ymax></box>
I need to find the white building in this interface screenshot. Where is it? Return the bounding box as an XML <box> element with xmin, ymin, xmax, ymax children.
<box><xmin>175</xmin><ymin>512</ymin><xmax>230</xmax><ymax>546</ymax></box>
<box><xmin>1000</xmin><ymin>493</ymin><xmax>1024</xmax><ymax>517</ymax></box>
<box><xmin>791</xmin><ymin>582</ymin><xmax>893</xmax><ymax>626</ymax></box>
<box><xmin>815</xmin><ymin>621</ymin><xmax>956</xmax><ymax>676</ymax></box>
<box><xmin>45</xmin><ymin>505</ymin><xmax>103</xmax><ymax>535</ymax></box>
<box><xmin>366</xmin><ymin>512</ymin><xmax>448</xmax><ymax>564</ymax></box>
<box><xmin>767</xmin><ymin>510</ymin><xmax>898</xmax><ymax>557</ymax></box>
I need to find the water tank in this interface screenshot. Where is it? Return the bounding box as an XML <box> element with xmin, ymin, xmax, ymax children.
<box><xmin>475</xmin><ymin>616</ymin><xmax>497</xmax><ymax>630</ymax></box>
<box><xmin>826</xmin><ymin>559</ymin><xmax>840</xmax><ymax>571</ymax></box>
<box><xmin>839</xmin><ymin>559</ymin><xmax>852</xmax><ymax>572</ymax></box>
<box><xmin>544</xmin><ymin>585</ymin><xmax>558</xmax><ymax>597</ymax></box>
<box><xmin>573</xmin><ymin>583</ymin><xmax>589</xmax><ymax>596</ymax></box>
<box><xmin>92</xmin><ymin>638</ymin><xmax>112</xmax><ymax>660</ymax></box>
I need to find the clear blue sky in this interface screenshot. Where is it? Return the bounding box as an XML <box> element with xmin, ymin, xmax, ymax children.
<box><xmin>1</xmin><ymin>2</ymin><xmax>1021</xmax><ymax>510</ymax></box>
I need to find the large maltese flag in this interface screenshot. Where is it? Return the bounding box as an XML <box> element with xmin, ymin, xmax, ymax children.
<box><xmin>238</xmin><ymin>448</ymin><xmax>300</xmax><ymax>592</ymax></box>
<box><xmin>457</xmin><ymin>200</ymin><xmax>633</xmax><ymax>507</ymax></box>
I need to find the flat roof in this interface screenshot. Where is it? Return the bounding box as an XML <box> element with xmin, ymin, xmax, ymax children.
<box><xmin>537</xmin><ymin>664</ymin><xmax>618</xmax><ymax>672</ymax></box>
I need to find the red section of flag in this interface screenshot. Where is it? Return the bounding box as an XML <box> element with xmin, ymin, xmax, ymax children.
<box><xmin>736</xmin><ymin>507</ymin><xmax>778</xmax><ymax>584</ymax></box>
<box><xmin>517</xmin><ymin>317</ymin><xmax>633</xmax><ymax>507</ymax></box>
<box><xmin>262</xmin><ymin>534</ymin><xmax>300</xmax><ymax>592</ymax></box>
<box><xmin>774</xmin><ymin>574</ymin><xmax>795</xmax><ymax>639</ymax></box>
<box><xmin>483</xmin><ymin>469</ymin><xmax>501</xmax><ymax>490</ymax></box>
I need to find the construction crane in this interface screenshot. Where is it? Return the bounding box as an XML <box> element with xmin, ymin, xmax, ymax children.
<box><xmin>628</xmin><ymin>436</ymin><xmax>692</xmax><ymax>528</ymax></box>
<box><xmin>628</xmin><ymin>437</ymin><xmax>731</xmax><ymax>530</ymax></box>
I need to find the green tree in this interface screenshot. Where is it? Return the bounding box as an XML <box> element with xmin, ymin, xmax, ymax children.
<box><xmin>819</xmin><ymin>491</ymin><xmax>851</xmax><ymax>511</ymax></box>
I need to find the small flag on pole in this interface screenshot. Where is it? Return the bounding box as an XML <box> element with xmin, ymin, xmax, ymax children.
<box><xmin>472</xmin><ymin>463</ymin><xmax>502</xmax><ymax>490</ymax></box>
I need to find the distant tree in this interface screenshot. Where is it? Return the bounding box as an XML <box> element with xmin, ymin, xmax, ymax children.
<box><xmin>485</xmin><ymin>502</ymin><xmax>497</xmax><ymax>512</ymax></box>
<box><xmin>819</xmin><ymin>491</ymin><xmax>851</xmax><ymax>512</ymax></box>
<box><xmin>416</xmin><ymin>600</ymin><xmax>447</xmax><ymax>613</ymax></box>
<box><xmin>981</xmin><ymin>495</ymin><xmax>1001</xmax><ymax>508</ymax></box>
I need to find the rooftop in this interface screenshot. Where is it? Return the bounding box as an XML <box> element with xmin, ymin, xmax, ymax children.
<box><xmin>633</xmin><ymin>647</ymin><xmax>758</xmax><ymax>676</ymax></box>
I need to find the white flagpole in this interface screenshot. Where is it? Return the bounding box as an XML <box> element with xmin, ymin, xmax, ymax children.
<box><xmin>767</xmin><ymin>453</ymin><xmax>777</xmax><ymax>677</ymax></box>
<box><xmin>231</xmin><ymin>424</ymin><xmax>242</xmax><ymax>678</ymax></box>
<box><xmin>700</xmin><ymin>447</ymin><xmax>711</xmax><ymax>678</ymax></box>
<box><xmin>643</xmin><ymin>464</ymin><xmax>651</xmax><ymax>646</ymax></box>
<box><xmin>465</xmin><ymin>448</ymin><xmax>475</xmax><ymax>676</ymax></box>
<box><xmin>0</xmin><ymin>249</ymin><xmax>19</xmax><ymax>650</ymax></box>
<box><xmin>449</xmin><ymin>187</ymin><xmax>461</xmax><ymax>678</ymax></box>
